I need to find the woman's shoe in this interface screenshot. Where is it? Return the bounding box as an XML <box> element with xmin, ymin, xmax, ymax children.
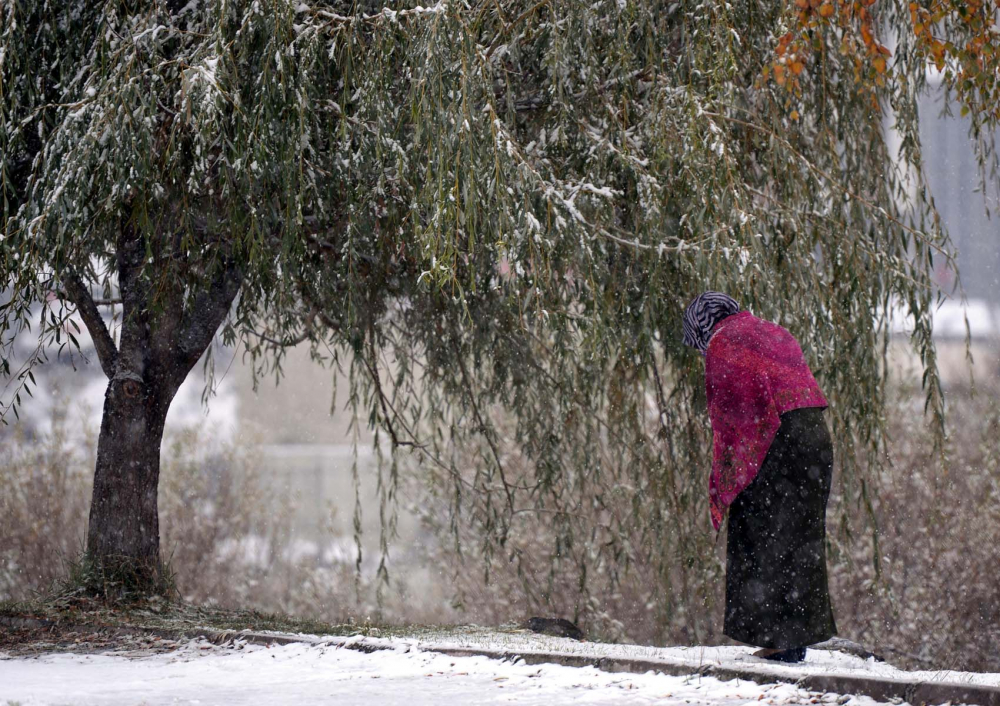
<box><xmin>754</xmin><ymin>647</ymin><xmax>806</xmax><ymax>663</ymax></box>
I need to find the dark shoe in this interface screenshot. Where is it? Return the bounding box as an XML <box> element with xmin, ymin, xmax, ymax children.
<box><xmin>758</xmin><ymin>646</ymin><xmax>806</xmax><ymax>663</ymax></box>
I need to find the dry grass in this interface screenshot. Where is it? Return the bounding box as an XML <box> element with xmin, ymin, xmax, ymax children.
<box><xmin>0</xmin><ymin>423</ymin><xmax>96</xmax><ymax>598</ymax></box>
<box><xmin>830</xmin><ymin>384</ymin><xmax>1000</xmax><ymax>672</ymax></box>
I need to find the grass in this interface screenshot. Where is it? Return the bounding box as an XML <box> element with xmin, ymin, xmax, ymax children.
<box><xmin>0</xmin><ymin>591</ymin><xmax>541</xmax><ymax>656</ymax></box>
<box><xmin>0</xmin><ymin>595</ymin><xmax>366</xmax><ymax>637</ymax></box>
<box><xmin>0</xmin><ymin>590</ymin><xmax>517</xmax><ymax>642</ymax></box>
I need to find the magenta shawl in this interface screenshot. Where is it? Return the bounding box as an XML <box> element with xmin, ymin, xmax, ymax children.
<box><xmin>705</xmin><ymin>311</ymin><xmax>828</xmax><ymax>530</ymax></box>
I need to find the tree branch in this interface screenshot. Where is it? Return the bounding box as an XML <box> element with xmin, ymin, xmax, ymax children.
<box><xmin>247</xmin><ymin>308</ymin><xmax>320</xmax><ymax>348</ymax></box>
<box><xmin>356</xmin><ymin>348</ymin><xmax>478</xmax><ymax>492</ymax></box>
<box><xmin>60</xmin><ymin>272</ymin><xmax>119</xmax><ymax>379</ymax></box>
<box><xmin>54</xmin><ymin>290</ymin><xmax>121</xmax><ymax>306</ymax></box>
<box><xmin>171</xmin><ymin>259</ymin><xmax>244</xmax><ymax>380</ymax></box>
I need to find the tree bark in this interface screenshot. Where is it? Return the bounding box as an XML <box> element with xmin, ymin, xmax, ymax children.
<box><xmin>86</xmin><ymin>374</ymin><xmax>172</xmax><ymax>590</ymax></box>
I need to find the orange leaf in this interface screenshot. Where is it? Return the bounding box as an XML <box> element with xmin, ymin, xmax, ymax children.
<box><xmin>861</xmin><ymin>23</ymin><xmax>875</xmax><ymax>46</ymax></box>
<box><xmin>874</xmin><ymin>56</ymin><xmax>887</xmax><ymax>73</ymax></box>
<box><xmin>818</xmin><ymin>2</ymin><xmax>835</xmax><ymax>17</ymax></box>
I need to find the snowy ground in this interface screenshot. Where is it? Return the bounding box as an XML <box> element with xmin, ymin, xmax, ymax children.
<box><xmin>1</xmin><ymin>638</ymin><xmax>893</xmax><ymax>706</ymax></box>
<box><xmin>389</xmin><ymin>627</ymin><xmax>1000</xmax><ymax>688</ymax></box>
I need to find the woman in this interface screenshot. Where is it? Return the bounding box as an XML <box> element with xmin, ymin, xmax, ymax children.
<box><xmin>682</xmin><ymin>292</ymin><xmax>837</xmax><ymax>663</ymax></box>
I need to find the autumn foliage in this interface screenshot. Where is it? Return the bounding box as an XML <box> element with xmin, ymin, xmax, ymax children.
<box><xmin>768</xmin><ymin>0</ymin><xmax>1000</xmax><ymax>121</ymax></box>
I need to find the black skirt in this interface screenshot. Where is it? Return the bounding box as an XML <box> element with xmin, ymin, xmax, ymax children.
<box><xmin>724</xmin><ymin>406</ymin><xmax>837</xmax><ymax>649</ymax></box>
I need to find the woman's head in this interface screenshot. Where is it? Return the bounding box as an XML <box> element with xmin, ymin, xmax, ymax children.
<box><xmin>682</xmin><ymin>292</ymin><xmax>740</xmax><ymax>355</ymax></box>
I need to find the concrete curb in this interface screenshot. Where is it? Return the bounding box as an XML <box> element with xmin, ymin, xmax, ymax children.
<box><xmin>3</xmin><ymin>617</ymin><xmax>998</xmax><ymax>705</ymax></box>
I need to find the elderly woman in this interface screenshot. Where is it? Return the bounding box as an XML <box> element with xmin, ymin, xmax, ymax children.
<box><xmin>683</xmin><ymin>292</ymin><xmax>837</xmax><ymax>663</ymax></box>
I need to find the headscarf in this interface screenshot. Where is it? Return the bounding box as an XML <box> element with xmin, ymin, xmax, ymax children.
<box><xmin>682</xmin><ymin>292</ymin><xmax>740</xmax><ymax>354</ymax></box>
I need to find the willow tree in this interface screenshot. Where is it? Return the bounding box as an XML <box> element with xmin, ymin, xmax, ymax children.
<box><xmin>2</xmin><ymin>0</ymin><xmax>995</xmax><ymax>597</ymax></box>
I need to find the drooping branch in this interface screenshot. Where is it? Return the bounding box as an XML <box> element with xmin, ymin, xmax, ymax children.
<box><xmin>246</xmin><ymin>308</ymin><xmax>319</xmax><ymax>349</ymax></box>
<box><xmin>356</xmin><ymin>340</ymin><xmax>478</xmax><ymax>493</ymax></box>
<box><xmin>60</xmin><ymin>271</ymin><xmax>119</xmax><ymax>379</ymax></box>
<box><xmin>360</xmin><ymin>339</ymin><xmax>424</xmax><ymax>452</ymax></box>
<box><xmin>451</xmin><ymin>337</ymin><xmax>516</xmax><ymax>513</ymax></box>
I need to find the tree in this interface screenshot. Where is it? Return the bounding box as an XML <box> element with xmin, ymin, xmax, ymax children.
<box><xmin>2</xmin><ymin>0</ymin><xmax>996</xmax><ymax>597</ymax></box>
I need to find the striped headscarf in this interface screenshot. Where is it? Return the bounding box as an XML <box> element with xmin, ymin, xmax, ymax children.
<box><xmin>682</xmin><ymin>292</ymin><xmax>740</xmax><ymax>354</ymax></box>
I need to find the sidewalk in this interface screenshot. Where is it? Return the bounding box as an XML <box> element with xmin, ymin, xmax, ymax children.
<box><xmin>4</xmin><ymin>616</ymin><xmax>999</xmax><ymax>705</ymax></box>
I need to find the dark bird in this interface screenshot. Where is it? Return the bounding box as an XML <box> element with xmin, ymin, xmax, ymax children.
<box><xmin>524</xmin><ymin>617</ymin><xmax>585</xmax><ymax>641</ymax></box>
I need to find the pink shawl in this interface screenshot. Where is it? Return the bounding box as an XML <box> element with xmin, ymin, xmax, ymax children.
<box><xmin>705</xmin><ymin>311</ymin><xmax>828</xmax><ymax>530</ymax></box>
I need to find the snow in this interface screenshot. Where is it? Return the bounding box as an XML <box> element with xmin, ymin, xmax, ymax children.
<box><xmin>890</xmin><ymin>297</ymin><xmax>1000</xmax><ymax>340</ymax></box>
<box><xmin>388</xmin><ymin>629</ymin><xmax>1000</xmax><ymax>689</ymax></box>
<box><xmin>923</xmin><ymin>298</ymin><xmax>999</xmax><ymax>339</ymax></box>
<box><xmin>6</xmin><ymin>628</ymin><xmax>998</xmax><ymax>706</ymax></box>
<box><xmin>0</xmin><ymin>638</ymin><xmax>898</xmax><ymax>706</ymax></box>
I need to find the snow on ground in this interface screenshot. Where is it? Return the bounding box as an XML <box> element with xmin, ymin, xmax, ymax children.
<box><xmin>387</xmin><ymin>627</ymin><xmax>1000</xmax><ymax>688</ymax></box>
<box><xmin>0</xmin><ymin>638</ymin><xmax>890</xmax><ymax>706</ymax></box>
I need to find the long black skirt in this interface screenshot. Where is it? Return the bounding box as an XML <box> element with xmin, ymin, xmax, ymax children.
<box><xmin>724</xmin><ymin>406</ymin><xmax>837</xmax><ymax>649</ymax></box>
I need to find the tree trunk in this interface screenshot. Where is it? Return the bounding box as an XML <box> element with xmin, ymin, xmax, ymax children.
<box><xmin>77</xmin><ymin>222</ymin><xmax>243</xmax><ymax>597</ymax></box>
<box><xmin>85</xmin><ymin>374</ymin><xmax>173</xmax><ymax>593</ymax></box>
